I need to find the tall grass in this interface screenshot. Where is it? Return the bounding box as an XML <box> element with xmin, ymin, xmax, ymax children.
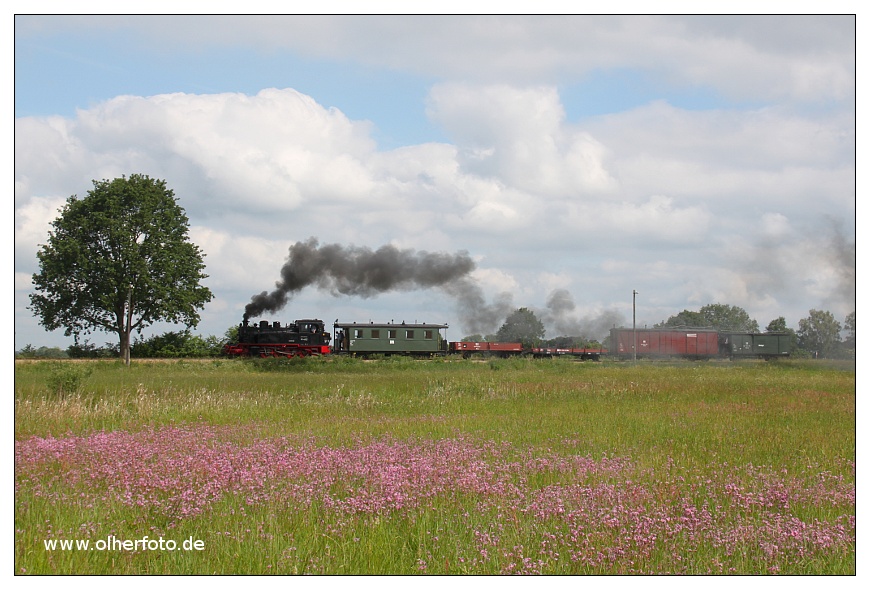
<box><xmin>15</xmin><ymin>357</ymin><xmax>854</xmax><ymax>574</ymax></box>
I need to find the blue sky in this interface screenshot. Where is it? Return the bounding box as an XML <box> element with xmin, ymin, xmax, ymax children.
<box><xmin>14</xmin><ymin>24</ymin><xmax>736</xmax><ymax>147</ymax></box>
<box><xmin>14</xmin><ymin>12</ymin><xmax>857</xmax><ymax>351</ymax></box>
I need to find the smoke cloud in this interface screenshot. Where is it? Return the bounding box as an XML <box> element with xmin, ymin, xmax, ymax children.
<box><xmin>245</xmin><ymin>237</ymin><xmax>479</xmax><ymax>320</ymax></box>
<box><xmin>245</xmin><ymin>239</ymin><xmax>624</xmax><ymax>339</ymax></box>
<box><xmin>440</xmin><ymin>279</ymin><xmax>514</xmax><ymax>336</ymax></box>
<box><xmin>826</xmin><ymin>218</ymin><xmax>856</xmax><ymax>310</ymax></box>
<box><xmin>541</xmin><ymin>288</ymin><xmax>625</xmax><ymax>341</ymax></box>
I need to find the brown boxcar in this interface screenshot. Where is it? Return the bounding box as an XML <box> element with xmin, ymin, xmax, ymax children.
<box><xmin>610</xmin><ymin>328</ymin><xmax>719</xmax><ymax>358</ymax></box>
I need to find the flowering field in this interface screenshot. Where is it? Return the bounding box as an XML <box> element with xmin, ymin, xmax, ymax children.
<box><xmin>15</xmin><ymin>357</ymin><xmax>855</xmax><ymax>574</ymax></box>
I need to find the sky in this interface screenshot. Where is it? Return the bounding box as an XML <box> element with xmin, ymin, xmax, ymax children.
<box><xmin>13</xmin><ymin>10</ymin><xmax>858</xmax><ymax>351</ymax></box>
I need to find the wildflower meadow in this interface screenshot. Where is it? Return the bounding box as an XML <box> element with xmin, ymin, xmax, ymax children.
<box><xmin>14</xmin><ymin>357</ymin><xmax>855</xmax><ymax>575</ymax></box>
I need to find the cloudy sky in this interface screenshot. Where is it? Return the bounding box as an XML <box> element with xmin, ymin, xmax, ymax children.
<box><xmin>14</xmin><ymin>12</ymin><xmax>857</xmax><ymax>350</ymax></box>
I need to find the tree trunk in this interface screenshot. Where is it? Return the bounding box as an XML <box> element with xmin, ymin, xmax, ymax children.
<box><xmin>123</xmin><ymin>285</ymin><xmax>133</xmax><ymax>366</ymax></box>
<box><xmin>119</xmin><ymin>328</ymin><xmax>131</xmax><ymax>366</ymax></box>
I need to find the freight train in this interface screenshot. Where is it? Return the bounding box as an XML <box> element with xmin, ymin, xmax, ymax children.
<box><xmin>223</xmin><ymin>317</ymin><xmax>790</xmax><ymax>360</ymax></box>
<box><xmin>609</xmin><ymin>328</ymin><xmax>791</xmax><ymax>360</ymax></box>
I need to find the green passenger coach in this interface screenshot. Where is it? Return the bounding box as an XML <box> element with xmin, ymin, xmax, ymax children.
<box><xmin>333</xmin><ymin>321</ymin><xmax>449</xmax><ymax>356</ymax></box>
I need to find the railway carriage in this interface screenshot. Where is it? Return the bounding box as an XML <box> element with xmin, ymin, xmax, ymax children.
<box><xmin>332</xmin><ymin>321</ymin><xmax>449</xmax><ymax>357</ymax></box>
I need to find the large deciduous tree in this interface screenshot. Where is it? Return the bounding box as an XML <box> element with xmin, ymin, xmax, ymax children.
<box><xmin>495</xmin><ymin>308</ymin><xmax>545</xmax><ymax>346</ymax></box>
<box><xmin>29</xmin><ymin>174</ymin><xmax>213</xmax><ymax>365</ymax></box>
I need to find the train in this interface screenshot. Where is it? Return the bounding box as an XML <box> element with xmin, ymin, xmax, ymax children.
<box><xmin>223</xmin><ymin>318</ymin><xmax>606</xmax><ymax>359</ymax></box>
<box><xmin>223</xmin><ymin>317</ymin><xmax>791</xmax><ymax>361</ymax></box>
<box><xmin>609</xmin><ymin>328</ymin><xmax>791</xmax><ymax>360</ymax></box>
<box><xmin>221</xmin><ymin>318</ymin><xmax>332</xmax><ymax>358</ymax></box>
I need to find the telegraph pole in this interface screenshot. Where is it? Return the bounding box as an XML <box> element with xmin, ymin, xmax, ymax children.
<box><xmin>632</xmin><ymin>289</ymin><xmax>638</xmax><ymax>363</ymax></box>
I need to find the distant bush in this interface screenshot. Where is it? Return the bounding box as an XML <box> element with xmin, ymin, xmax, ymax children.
<box><xmin>131</xmin><ymin>331</ymin><xmax>225</xmax><ymax>358</ymax></box>
<box><xmin>44</xmin><ymin>362</ymin><xmax>92</xmax><ymax>398</ymax></box>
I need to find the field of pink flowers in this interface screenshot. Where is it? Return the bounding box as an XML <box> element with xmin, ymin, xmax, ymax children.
<box><xmin>14</xmin><ymin>358</ymin><xmax>855</xmax><ymax>574</ymax></box>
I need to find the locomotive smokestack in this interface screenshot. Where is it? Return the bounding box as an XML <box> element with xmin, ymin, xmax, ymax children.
<box><xmin>244</xmin><ymin>237</ymin><xmax>477</xmax><ymax>319</ymax></box>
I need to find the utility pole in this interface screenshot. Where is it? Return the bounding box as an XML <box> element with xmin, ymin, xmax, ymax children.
<box><xmin>632</xmin><ymin>289</ymin><xmax>638</xmax><ymax>363</ymax></box>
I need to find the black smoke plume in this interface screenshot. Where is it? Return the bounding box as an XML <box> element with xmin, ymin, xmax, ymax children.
<box><xmin>244</xmin><ymin>238</ymin><xmax>478</xmax><ymax>321</ymax></box>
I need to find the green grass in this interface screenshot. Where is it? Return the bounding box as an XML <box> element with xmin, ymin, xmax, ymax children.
<box><xmin>15</xmin><ymin>357</ymin><xmax>855</xmax><ymax>574</ymax></box>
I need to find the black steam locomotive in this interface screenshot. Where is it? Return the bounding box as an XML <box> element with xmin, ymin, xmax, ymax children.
<box><xmin>222</xmin><ymin>318</ymin><xmax>331</xmax><ymax>357</ymax></box>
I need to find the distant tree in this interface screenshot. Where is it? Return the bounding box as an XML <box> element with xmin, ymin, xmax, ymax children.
<box><xmin>844</xmin><ymin>311</ymin><xmax>855</xmax><ymax>347</ymax></box>
<box><xmin>130</xmin><ymin>330</ymin><xmax>224</xmax><ymax>358</ymax></box>
<box><xmin>66</xmin><ymin>339</ymin><xmax>116</xmax><ymax>359</ymax></box>
<box><xmin>462</xmin><ymin>334</ymin><xmax>485</xmax><ymax>342</ymax></box>
<box><xmin>17</xmin><ymin>346</ymin><xmax>69</xmax><ymax>359</ymax></box>
<box><xmin>765</xmin><ymin>316</ymin><xmax>799</xmax><ymax>354</ymax></box>
<box><xmin>658</xmin><ymin>304</ymin><xmax>759</xmax><ymax>332</ymax></box>
<box><xmin>842</xmin><ymin>311</ymin><xmax>855</xmax><ymax>358</ymax></box>
<box><xmin>797</xmin><ymin>309</ymin><xmax>842</xmax><ymax>358</ymax></box>
<box><xmin>546</xmin><ymin>336</ymin><xmax>578</xmax><ymax>348</ymax></box>
<box><xmin>545</xmin><ymin>335</ymin><xmax>602</xmax><ymax>348</ymax></box>
<box><xmin>16</xmin><ymin>344</ymin><xmax>37</xmax><ymax>358</ymax></box>
<box><xmin>28</xmin><ymin>175</ymin><xmax>213</xmax><ymax>366</ymax></box>
<box><xmin>224</xmin><ymin>324</ymin><xmax>240</xmax><ymax>344</ymax></box>
<box><xmin>495</xmin><ymin>308</ymin><xmax>546</xmax><ymax>346</ymax></box>
<box><xmin>131</xmin><ymin>331</ymin><xmax>192</xmax><ymax>358</ymax></box>
<box><xmin>656</xmin><ymin>309</ymin><xmax>706</xmax><ymax>328</ymax></box>
<box><xmin>699</xmin><ymin>304</ymin><xmax>759</xmax><ymax>332</ymax></box>
<box><xmin>766</xmin><ymin>317</ymin><xmax>788</xmax><ymax>332</ymax></box>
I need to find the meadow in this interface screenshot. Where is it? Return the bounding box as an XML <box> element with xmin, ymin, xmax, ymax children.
<box><xmin>14</xmin><ymin>356</ymin><xmax>855</xmax><ymax>575</ymax></box>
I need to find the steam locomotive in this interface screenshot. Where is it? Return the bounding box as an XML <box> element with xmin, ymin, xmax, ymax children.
<box><xmin>222</xmin><ymin>318</ymin><xmax>332</xmax><ymax>357</ymax></box>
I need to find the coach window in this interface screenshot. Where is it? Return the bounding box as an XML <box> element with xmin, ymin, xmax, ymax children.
<box><xmin>406</xmin><ymin>330</ymin><xmax>414</xmax><ymax>339</ymax></box>
<box><xmin>354</xmin><ymin>329</ymin><xmax>364</xmax><ymax>338</ymax></box>
<box><xmin>371</xmin><ymin>329</ymin><xmax>380</xmax><ymax>338</ymax></box>
<box><xmin>424</xmin><ymin>330</ymin><xmax>433</xmax><ymax>340</ymax></box>
<box><xmin>388</xmin><ymin>329</ymin><xmax>397</xmax><ymax>339</ymax></box>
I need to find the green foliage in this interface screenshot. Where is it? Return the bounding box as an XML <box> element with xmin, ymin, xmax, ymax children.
<box><xmin>224</xmin><ymin>324</ymin><xmax>240</xmax><ymax>344</ymax></box>
<box><xmin>28</xmin><ymin>174</ymin><xmax>213</xmax><ymax>364</ymax></box>
<box><xmin>16</xmin><ymin>345</ymin><xmax>68</xmax><ymax>359</ymax></box>
<box><xmin>495</xmin><ymin>307</ymin><xmax>545</xmax><ymax>346</ymax></box>
<box><xmin>545</xmin><ymin>335</ymin><xmax>602</xmax><ymax>348</ymax></box>
<box><xmin>843</xmin><ymin>311</ymin><xmax>855</xmax><ymax>353</ymax></box>
<box><xmin>657</xmin><ymin>309</ymin><xmax>705</xmax><ymax>328</ymax></box>
<box><xmin>131</xmin><ymin>331</ymin><xmax>225</xmax><ymax>358</ymax></box>
<box><xmin>657</xmin><ymin>303</ymin><xmax>760</xmax><ymax>332</ymax></box>
<box><xmin>44</xmin><ymin>362</ymin><xmax>93</xmax><ymax>398</ymax></box>
<box><xmin>798</xmin><ymin>309</ymin><xmax>842</xmax><ymax>358</ymax></box>
<box><xmin>65</xmin><ymin>339</ymin><xmax>117</xmax><ymax>359</ymax></box>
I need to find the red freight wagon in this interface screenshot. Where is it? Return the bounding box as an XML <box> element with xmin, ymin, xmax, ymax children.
<box><xmin>450</xmin><ymin>341</ymin><xmax>524</xmax><ymax>357</ymax></box>
<box><xmin>610</xmin><ymin>328</ymin><xmax>719</xmax><ymax>358</ymax></box>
